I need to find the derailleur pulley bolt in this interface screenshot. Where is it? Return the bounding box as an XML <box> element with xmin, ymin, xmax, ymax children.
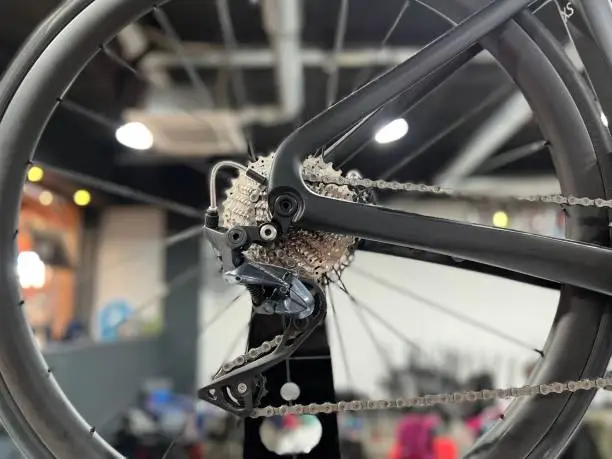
<box><xmin>237</xmin><ymin>383</ymin><xmax>249</xmax><ymax>394</ymax></box>
<box><xmin>259</xmin><ymin>223</ymin><xmax>278</xmax><ymax>241</ymax></box>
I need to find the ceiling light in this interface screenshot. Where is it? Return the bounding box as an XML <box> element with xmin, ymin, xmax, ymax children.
<box><xmin>17</xmin><ymin>251</ymin><xmax>46</xmax><ymax>290</ymax></box>
<box><xmin>27</xmin><ymin>166</ymin><xmax>44</xmax><ymax>183</ymax></box>
<box><xmin>38</xmin><ymin>191</ymin><xmax>54</xmax><ymax>206</ymax></box>
<box><xmin>115</xmin><ymin>122</ymin><xmax>154</xmax><ymax>150</ymax></box>
<box><xmin>73</xmin><ymin>189</ymin><xmax>91</xmax><ymax>207</ymax></box>
<box><xmin>492</xmin><ymin>210</ymin><xmax>509</xmax><ymax>228</ymax></box>
<box><xmin>374</xmin><ymin>118</ymin><xmax>409</xmax><ymax>144</ymax></box>
<box><xmin>602</xmin><ymin>112</ymin><xmax>609</xmax><ymax>127</ymax></box>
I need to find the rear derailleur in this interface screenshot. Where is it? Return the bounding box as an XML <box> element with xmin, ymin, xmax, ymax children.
<box><xmin>198</xmin><ymin>209</ymin><xmax>327</xmax><ymax>418</ymax></box>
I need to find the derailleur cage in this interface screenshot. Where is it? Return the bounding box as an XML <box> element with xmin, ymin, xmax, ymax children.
<box><xmin>200</xmin><ymin>208</ymin><xmax>327</xmax><ymax>417</ymax></box>
<box><xmin>197</xmin><ymin>282</ymin><xmax>327</xmax><ymax>417</ymax></box>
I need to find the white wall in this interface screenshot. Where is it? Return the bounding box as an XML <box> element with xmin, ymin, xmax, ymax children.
<box><xmin>197</xmin><ymin>245</ymin><xmax>559</xmax><ymax>399</ymax></box>
<box><xmin>92</xmin><ymin>206</ymin><xmax>165</xmax><ymax>338</ymax></box>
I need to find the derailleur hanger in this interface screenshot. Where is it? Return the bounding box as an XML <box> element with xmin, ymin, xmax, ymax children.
<box><xmin>204</xmin><ymin>207</ymin><xmax>285</xmax><ymax>272</ymax></box>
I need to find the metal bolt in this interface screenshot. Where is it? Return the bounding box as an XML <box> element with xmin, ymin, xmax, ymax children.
<box><xmin>226</xmin><ymin>227</ymin><xmax>248</xmax><ymax>248</ymax></box>
<box><xmin>274</xmin><ymin>195</ymin><xmax>299</xmax><ymax>217</ymax></box>
<box><xmin>249</xmin><ymin>189</ymin><xmax>261</xmax><ymax>202</ymax></box>
<box><xmin>259</xmin><ymin>223</ymin><xmax>278</xmax><ymax>241</ymax></box>
<box><xmin>346</xmin><ymin>169</ymin><xmax>362</xmax><ymax>180</ymax></box>
<box><xmin>237</xmin><ymin>383</ymin><xmax>248</xmax><ymax>394</ymax></box>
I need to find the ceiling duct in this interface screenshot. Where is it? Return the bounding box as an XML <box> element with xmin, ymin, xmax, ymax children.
<box><xmin>126</xmin><ymin>0</ymin><xmax>304</xmax><ymax>158</ymax></box>
<box><xmin>124</xmin><ymin>108</ymin><xmax>247</xmax><ymax>157</ymax></box>
<box><xmin>261</xmin><ymin>0</ymin><xmax>304</xmax><ymax>119</ymax></box>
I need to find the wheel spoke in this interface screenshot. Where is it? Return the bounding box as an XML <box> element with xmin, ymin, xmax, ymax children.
<box><xmin>89</xmin><ymin>292</ymin><xmax>247</xmax><ymax>435</ymax></box>
<box><xmin>152</xmin><ymin>2</ymin><xmax>256</xmax><ymax>154</ymax></box>
<box><xmin>359</xmin><ymin>240</ymin><xmax>560</xmax><ymax>290</ymax></box>
<box><xmin>221</xmin><ymin>312</ymin><xmax>252</xmax><ymax>367</ymax></box>
<box><xmin>66</xmin><ymin>6</ymin><xmax>258</xmax><ymax>160</ymax></box>
<box><xmin>98</xmin><ymin>45</ymin><xmax>227</xmax><ymax>136</ymax></box>
<box><xmin>115</xmin><ymin>264</ymin><xmax>201</xmax><ymax>333</ymax></box>
<box><xmin>214</xmin><ymin>0</ymin><xmax>256</xmax><ymax>158</ymax></box>
<box><xmin>152</xmin><ymin>7</ymin><xmax>216</xmax><ymax>108</ymax></box>
<box><xmin>332</xmin><ymin>274</ymin><xmax>396</xmax><ymax>374</ymax></box>
<box><xmin>31</xmin><ymin>162</ymin><xmax>204</xmax><ymax>218</ymax></box>
<box><xmin>203</xmin><ymin>291</ymin><xmax>247</xmax><ymax>342</ymax></box>
<box><xmin>350</xmin><ymin>0</ymin><xmax>412</xmax><ymax>91</ymax></box>
<box><xmin>58</xmin><ymin>98</ymin><xmax>118</xmax><ymax>129</ymax></box>
<box><xmin>350</xmin><ymin>265</ymin><xmax>542</xmax><ymax>354</ymax></box>
<box><xmin>326</xmin><ymin>44</ymin><xmax>487</xmax><ymax>167</ymax></box>
<box><xmin>332</xmin><ymin>280</ymin><xmax>421</xmax><ymax>351</ymax></box>
<box><xmin>476</xmin><ymin>140</ymin><xmax>548</xmax><ymax>174</ymax></box>
<box><xmin>270</xmin><ymin>0</ymin><xmax>533</xmax><ymax>189</ymax></box>
<box><xmin>281</xmin><ymin>316</ymin><xmax>294</xmax><ymax>383</ymax></box>
<box><xmin>326</xmin><ymin>0</ymin><xmax>351</xmax><ymax>108</ymax></box>
<box><xmin>379</xmin><ymin>84</ymin><xmax>511</xmax><ymax>179</ymax></box>
<box><xmin>327</xmin><ymin>286</ymin><xmax>355</xmax><ymax>390</ymax></box>
<box><xmin>161</xmin><ymin>421</ymin><xmax>187</xmax><ymax>459</ymax></box>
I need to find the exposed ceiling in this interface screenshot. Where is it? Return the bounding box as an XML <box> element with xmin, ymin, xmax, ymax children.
<box><xmin>0</xmin><ymin>0</ymin><xmax>572</xmax><ymax>210</ymax></box>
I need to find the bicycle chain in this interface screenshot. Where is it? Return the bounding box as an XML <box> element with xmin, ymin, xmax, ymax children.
<box><xmin>303</xmin><ymin>170</ymin><xmax>612</xmax><ymax>209</ymax></box>
<box><xmin>218</xmin><ymin>171</ymin><xmax>612</xmax><ymax>418</ymax></box>
<box><xmin>215</xmin><ymin>335</ymin><xmax>285</xmax><ymax>378</ymax></box>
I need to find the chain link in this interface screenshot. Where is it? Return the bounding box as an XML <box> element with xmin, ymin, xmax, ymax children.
<box><xmin>251</xmin><ymin>377</ymin><xmax>612</xmax><ymax>418</ymax></box>
<box><xmin>216</xmin><ymin>170</ymin><xmax>612</xmax><ymax>418</ymax></box>
<box><xmin>219</xmin><ymin>330</ymin><xmax>612</xmax><ymax>418</ymax></box>
<box><xmin>304</xmin><ymin>171</ymin><xmax>612</xmax><ymax>209</ymax></box>
<box><xmin>215</xmin><ymin>335</ymin><xmax>284</xmax><ymax>377</ymax></box>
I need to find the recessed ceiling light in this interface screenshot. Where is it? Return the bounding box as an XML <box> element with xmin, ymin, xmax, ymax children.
<box><xmin>374</xmin><ymin>118</ymin><xmax>409</xmax><ymax>144</ymax></box>
<box><xmin>602</xmin><ymin>112</ymin><xmax>609</xmax><ymax>127</ymax></box>
<box><xmin>115</xmin><ymin>122</ymin><xmax>154</xmax><ymax>150</ymax></box>
<box><xmin>492</xmin><ymin>210</ymin><xmax>509</xmax><ymax>228</ymax></box>
<box><xmin>27</xmin><ymin>166</ymin><xmax>44</xmax><ymax>183</ymax></box>
<box><xmin>38</xmin><ymin>191</ymin><xmax>54</xmax><ymax>206</ymax></box>
<box><xmin>73</xmin><ymin>189</ymin><xmax>91</xmax><ymax>207</ymax></box>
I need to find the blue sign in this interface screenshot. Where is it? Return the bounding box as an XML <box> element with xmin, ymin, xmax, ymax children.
<box><xmin>97</xmin><ymin>299</ymin><xmax>134</xmax><ymax>341</ymax></box>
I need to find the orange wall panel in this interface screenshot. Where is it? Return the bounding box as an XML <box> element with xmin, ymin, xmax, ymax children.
<box><xmin>18</xmin><ymin>189</ymin><xmax>82</xmax><ymax>341</ymax></box>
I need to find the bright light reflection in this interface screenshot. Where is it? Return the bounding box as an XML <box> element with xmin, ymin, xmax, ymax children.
<box><xmin>374</xmin><ymin>118</ymin><xmax>409</xmax><ymax>144</ymax></box>
<box><xmin>115</xmin><ymin>122</ymin><xmax>154</xmax><ymax>150</ymax></box>
<box><xmin>17</xmin><ymin>251</ymin><xmax>46</xmax><ymax>289</ymax></box>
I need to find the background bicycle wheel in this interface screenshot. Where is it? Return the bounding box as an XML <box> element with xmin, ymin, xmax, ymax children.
<box><xmin>2</xmin><ymin>0</ymin><xmax>612</xmax><ymax>458</ymax></box>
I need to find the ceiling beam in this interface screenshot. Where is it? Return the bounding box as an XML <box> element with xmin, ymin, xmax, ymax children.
<box><xmin>139</xmin><ymin>45</ymin><xmax>496</xmax><ymax>75</ymax></box>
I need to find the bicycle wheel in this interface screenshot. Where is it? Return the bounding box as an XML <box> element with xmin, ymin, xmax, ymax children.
<box><xmin>0</xmin><ymin>0</ymin><xmax>610</xmax><ymax>458</ymax></box>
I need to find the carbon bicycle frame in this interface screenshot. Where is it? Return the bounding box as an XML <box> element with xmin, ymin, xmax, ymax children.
<box><xmin>266</xmin><ymin>0</ymin><xmax>612</xmax><ymax>297</ymax></box>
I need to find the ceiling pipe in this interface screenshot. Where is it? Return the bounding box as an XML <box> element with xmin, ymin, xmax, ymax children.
<box><xmin>140</xmin><ymin>46</ymin><xmax>495</xmax><ymax>73</ymax></box>
<box><xmin>133</xmin><ymin>0</ymin><xmax>305</xmax><ymax>132</ymax></box>
<box><xmin>261</xmin><ymin>0</ymin><xmax>304</xmax><ymax>119</ymax></box>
